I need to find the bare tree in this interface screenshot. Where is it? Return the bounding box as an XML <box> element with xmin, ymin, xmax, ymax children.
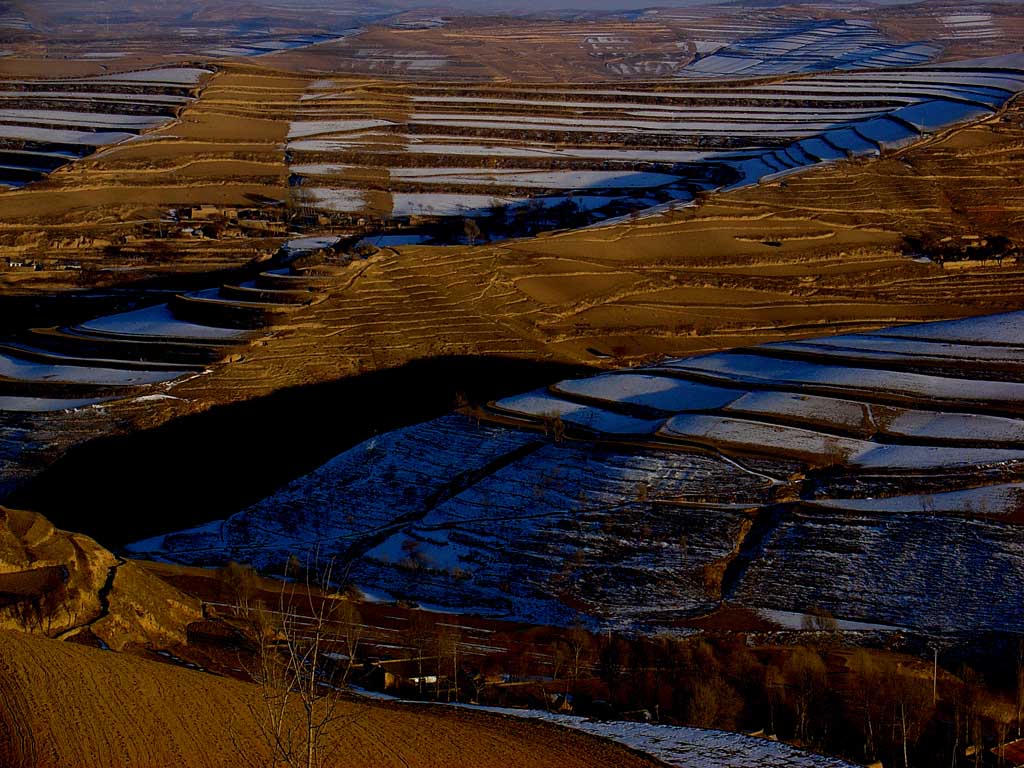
<box><xmin>765</xmin><ymin>662</ymin><xmax>786</xmax><ymax>737</ymax></box>
<box><xmin>542</xmin><ymin>412</ymin><xmax>566</xmax><ymax>443</ymax></box>
<box><xmin>801</xmin><ymin>606</ymin><xmax>840</xmax><ymax>639</ymax></box>
<box><xmin>242</xmin><ymin>556</ymin><xmax>361</xmax><ymax>768</ymax></box>
<box><xmin>405</xmin><ymin>609</ymin><xmax>434</xmax><ymax>698</ymax></box>
<box><xmin>219</xmin><ymin>560</ymin><xmax>259</xmax><ymax>609</ymax></box>
<box><xmin>597</xmin><ymin>633</ymin><xmax>631</xmax><ymax>706</ymax></box>
<box><xmin>986</xmin><ymin>697</ymin><xmax>1017</xmax><ymax>768</ymax></box>
<box><xmin>688</xmin><ymin>671</ymin><xmax>743</xmax><ymax>730</ymax></box>
<box><xmin>566</xmin><ymin>619</ymin><xmax>592</xmax><ymax>686</ymax></box>
<box><xmin>336</xmin><ymin>597</ymin><xmax>364</xmax><ymax>686</ymax></box>
<box><xmin>891</xmin><ymin>666</ymin><xmax>935</xmax><ymax>768</ymax></box>
<box><xmin>847</xmin><ymin>650</ymin><xmax>893</xmax><ymax>763</ymax></box>
<box><xmin>783</xmin><ymin>646</ymin><xmax>827</xmax><ymax>746</ymax></box>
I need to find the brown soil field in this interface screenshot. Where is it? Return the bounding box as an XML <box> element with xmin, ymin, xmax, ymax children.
<box><xmin>0</xmin><ymin>630</ymin><xmax>662</xmax><ymax>768</ymax></box>
<box><xmin>0</xmin><ymin>55</ymin><xmax>176</xmax><ymax>79</ymax></box>
<box><xmin>873</xmin><ymin>0</ymin><xmax>1024</xmax><ymax>60</ymax></box>
<box><xmin>267</xmin><ymin>20</ymin><xmax>687</xmax><ymax>81</ymax></box>
<box><xmin>152</xmin><ymin>96</ymin><xmax>1024</xmax><ymax>399</ymax></box>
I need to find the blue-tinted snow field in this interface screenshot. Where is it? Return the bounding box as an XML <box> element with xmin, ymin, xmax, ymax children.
<box><xmin>137</xmin><ymin>311</ymin><xmax>1024</xmax><ymax>639</ymax></box>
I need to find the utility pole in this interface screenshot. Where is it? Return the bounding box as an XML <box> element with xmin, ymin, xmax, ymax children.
<box><xmin>1017</xmin><ymin>635</ymin><xmax>1023</xmax><ymax>737</ymax></box>
<box><xmin>932</xmin><ymin>643</ymin><xmax>939</xmax><ymax>704</ymax></box>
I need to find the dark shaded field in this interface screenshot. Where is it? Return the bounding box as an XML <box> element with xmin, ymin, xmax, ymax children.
<box><xmin>9</xmin><ymin>356</ymin><xmax>592</xmax><ymax>549</ymax></box>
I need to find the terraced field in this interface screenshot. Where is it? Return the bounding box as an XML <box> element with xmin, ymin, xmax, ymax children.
<box><xmin>0</xmin><ymin>235</ymin><xmax>352</xmax><ymax>418</ymax></box>
<box><xmin>202</xmin><ymin>32</ymin><xmax>355</xmax><ymax>60</ymax></box>
<box><xmin>672</xmin><ymin>19</ymin><xmax>938</xmax><ymax>78</ymax></box>
<box><xmin>6</xmin><ymin>4</ymin><xmax>1024</xmax><ymax>767</ymax></box>
<box><xmin>287</xmin><ymin>56</ymin><xmax>1024</xmax><ymax>225</ymax></box>
<box><xmin>0</xmin><ymin>4</ymin><xmax>32</xmax><ymax>60</ymax></box>
<box><xmin>267</xmin><ymin>3</ymin><xmax>974</xmax><ymax>83</ymax></box>
<box><xmin>0</xmin><ymin>66</ymin><xmax>306</xmax><ymax>292</ymax></box>
<box><xmin>1</xmin><ymin>27</ymin><xmax>1019</xmax><ymax>295</ymax></box>
<box><xmin>654</xmin><ymin>1</ymin><xmax>1024</xmax><ymax>63</ymax></box>
<box><xmin>4</xmin><ymin>82</ymin><xmax>1024</xmax><ymax>502</ymax></box>
<box><xmin>644</xmin><ymin>6</ymin><xmax>827</xmax><ymax>47</ymax></box>
<box><xmin>488</xmin><ymin>92</ymin><xmax>1024</xmax><ymax>360</ymax></box>
<box><xmin>136</xmin><ymin>311</ymin><xmax>1024</xmax><ymax>638</ymax></box>
<box><xmin>0</xmin><ymin>67</ymin><xmax>211</xmax><ymax>189</ymax></box>
<box><xmin>279</xmin><ymin>2</ymin><xmax>1018</xmax><ymax>77</ymax></box>
<box><xmin>875</xmin><ymin>1</ymin><xmax>1024</xmax><ymax>59</ymax></box>
<box><xmin>0</xmin><ymin>0</ymin><xmax>387</xmax><ymax>65</ymax></box>
<box><xmin>266</xmin><ymin>19</ymin><xmax>690</xmax><ymax>81</ymax></box>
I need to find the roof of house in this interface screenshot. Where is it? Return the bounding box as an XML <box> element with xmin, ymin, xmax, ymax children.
<box><xmin>994</xmin><ymin>738</ymin><xmax>1024</xmax><ymax>766</ymax></box>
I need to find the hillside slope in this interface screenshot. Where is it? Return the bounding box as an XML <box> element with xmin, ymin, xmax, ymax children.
<box><xmin>137</xmin><ymin>311</ymin><xmax>1024</xmax><ymax>637</ymax></box>
<box><xmin>0</xmin><ymin>506</ymin><xmax>199</xmax><ymax>649</ymax></box>
<box><xmin>0</xmin><ymin>630</ymin><xmax>663</xmax><ymax>768</ymax></box>
<box><xmin>5</xmin><ymin>68</ymin><xmax>1024</xmax><ymax>537</ymax></box>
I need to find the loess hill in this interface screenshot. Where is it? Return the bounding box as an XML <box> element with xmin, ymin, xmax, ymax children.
<box><xmin>4</xmin><ymin>65</ymin><xmax>1024</xmax><ymax>514</ymax></box>
<box><xmin>1</xmin><ymin>5</ymin><xmax>1024</xmax><ymax>767</ymax></box>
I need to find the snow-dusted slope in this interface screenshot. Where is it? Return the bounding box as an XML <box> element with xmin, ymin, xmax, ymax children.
<box><xmin>677</xmin><ymin>19</ymin><xmax>938</xmax><ymax>78</ymax></box>
<box><xmin>136</xmin><ymin>312</ymin><xmax>1024</xmax><ymax>637</ymax></box>
<box><xmin>363</xmin><ymin>695</ymin><xmax>858</xmax><ymax>768</ymax></box>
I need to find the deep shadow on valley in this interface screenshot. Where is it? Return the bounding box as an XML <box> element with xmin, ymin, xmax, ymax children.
<box><xmin>7</xmin><ymin>355</ymin><xmax>593</xmax><ymax>549</ymax></box>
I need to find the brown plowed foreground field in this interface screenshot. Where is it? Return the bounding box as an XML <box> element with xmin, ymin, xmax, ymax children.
<box><xmin>0</xmin><ymin>630</ymin><xmax>661</xmax><ymax>768</ymax></box>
